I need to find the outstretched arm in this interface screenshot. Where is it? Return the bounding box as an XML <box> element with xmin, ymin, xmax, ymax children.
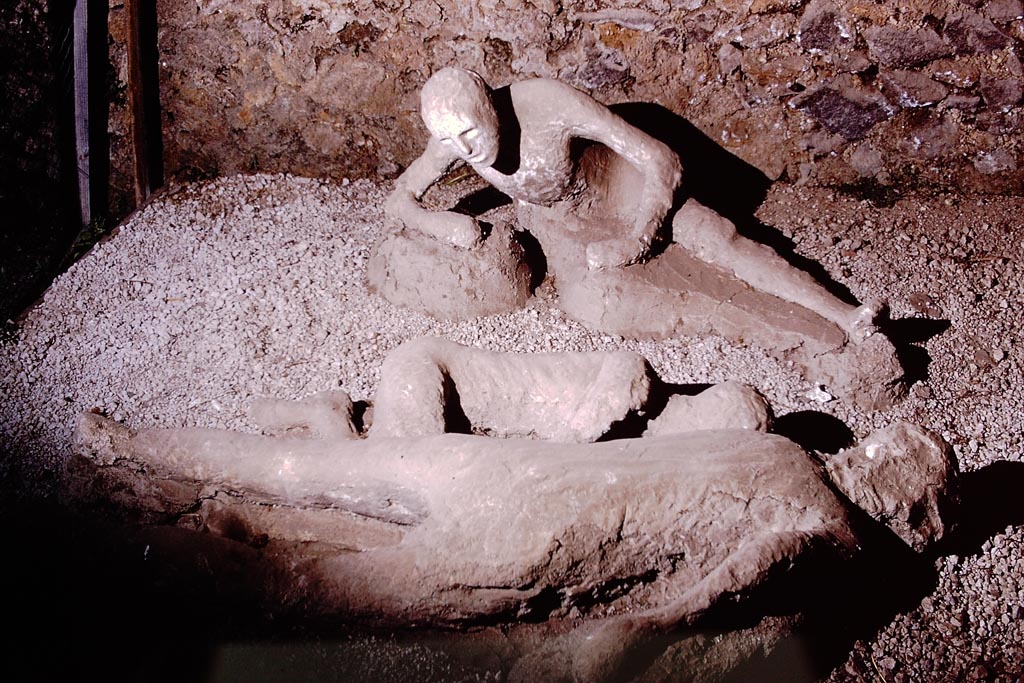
<box><xmin>559</xmin><ymin>84</ymin><xmax>683</xmax><ymax>268</ymax></box>
<box><xmin>384</xmin><ymin>137</ymin><xmax>482</xmax><ymax>249</ymax></box>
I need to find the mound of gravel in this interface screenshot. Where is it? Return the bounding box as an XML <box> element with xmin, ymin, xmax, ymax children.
<box><xmin>1</xmin><ymin>173</ymin><xmax>1021</xmax><ymax>681</ymax></box>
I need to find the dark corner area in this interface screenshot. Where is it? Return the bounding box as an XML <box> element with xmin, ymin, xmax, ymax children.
<box><xmin>1</xmin><ymin>0</ymin><xmax>78</xmax><ymax>322</ymax></box>
<box><xmin>1</xmin><ymin>0</ymin><xmax>162</xmax><ymax>323</ymax></box>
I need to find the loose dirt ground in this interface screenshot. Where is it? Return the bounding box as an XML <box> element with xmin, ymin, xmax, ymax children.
<box><xmin>1</xmin><ymin>173</ymin><xmax>1021</xmax><ymax>682</ymax></box>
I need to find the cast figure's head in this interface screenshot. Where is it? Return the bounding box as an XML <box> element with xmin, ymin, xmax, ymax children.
<box><xmin>421</xmin><ymin>67</ymin><xmax>500</xmax><ymax>167</ymax></box>
<box><xmin>825</xmin><ymin>422</ymin><xmax>959</xmax><ymax>552</ymax></box>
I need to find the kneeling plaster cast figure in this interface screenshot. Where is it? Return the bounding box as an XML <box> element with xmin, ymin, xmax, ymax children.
<box><xmin>378</xmin><ymin>68</ymin><xmax>880</xmax><ymax>342</ymax></box>
<box><xmin>72</xmin><ymin>338</ymin><xmax>957</xmax><ymax>682</ymax></box>
<box><xmin>371</xmin><ymin>69</ymin><xmax>907</xmax><ymax>410</ymax></box>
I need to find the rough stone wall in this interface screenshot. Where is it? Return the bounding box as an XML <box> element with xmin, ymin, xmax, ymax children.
<box><xmin>153</xmin><ymin>0</ymin><xmax>1023</xmax><ymax>194</ymax></box>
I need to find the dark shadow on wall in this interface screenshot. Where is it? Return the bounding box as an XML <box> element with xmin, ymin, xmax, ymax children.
<box><xmin>609</xmin><ymin>102</ymin><xmax>772</xmax><ymax>225</ymax></box>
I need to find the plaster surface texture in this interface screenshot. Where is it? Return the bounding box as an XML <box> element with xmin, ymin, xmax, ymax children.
<box><xmin>825</xmin><ymin>421</ymin><xmax>958</xmax><ymax>552</ymax></box>
<box><xmin>3</xmin><ymin>174</ymin><xmax>1024</xmax><ymax>682</ymax></box>
<box><xmin>367</xmin><ymin>220</ymin><xmax>533</xmax><ymax>320</ymax></box>
<box><xmin>146</xmin><ymin>0</ymin><xmax>1024</xmax><ymax>195</ymax></box>
<box><xmin>644</xmin><ymin>381</ymin><xmax>773</xmax><ymax>436</ymax></box>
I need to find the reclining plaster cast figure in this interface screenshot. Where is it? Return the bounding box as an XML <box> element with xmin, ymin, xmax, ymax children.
<box><xmin>369</xmin><ymin>336</ymin><xmax>653</xmax><ymax>442</ymax></box>
<box><xmin>383</xmin><ymin>67</ymin><xmax>881</xmax><ymax>342</ymax></box>
<box><xmin>256</xmin><ymin>337</ymin><xmax>769</xmax><ymax>443</ymax></box>
<box><xmin>73</xmin><ymin>339</ymin><xmax>957</xmax><ymax>682</ymax></box>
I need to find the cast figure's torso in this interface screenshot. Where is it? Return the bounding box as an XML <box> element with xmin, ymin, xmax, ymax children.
<box><xmin>474</xmin><ymin>136</ymin><xmax>579</xmax><ymax>207</ymax></box>
<box><xmin>472</xmin><ymin>80</ymin><xmax>587</xmax><ymax>207</ymax></box>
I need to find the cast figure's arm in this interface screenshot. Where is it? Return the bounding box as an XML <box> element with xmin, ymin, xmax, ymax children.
<box><xmin>559</xmin><ymin>84</ymin><xmax>683</xmax><ymax>269</ymax></box>
<box><xmin>384</xmin><ymin>137</ymin><xmax>482</xmax><ymax>249</ymax></box>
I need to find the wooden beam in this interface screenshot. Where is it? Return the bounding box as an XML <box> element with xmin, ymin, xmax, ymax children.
<box><xmin>125</xmin><ymin>0</ymin><xmax>151</xmax><ymax>207</ymax></box>
<box><xmin>73</xmin><ymin>0</ymin><xmax>91</xmax><ymax>225</ymax></box>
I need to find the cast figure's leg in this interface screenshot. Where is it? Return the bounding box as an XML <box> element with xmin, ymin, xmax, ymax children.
<box><xmin>672</xmin><ymin>203</ymin><xmax>882</xmax><ymax>342</ymax></box>
<box><xmin>371</xmin><ymin>338</ymin><xmax>451</xmax><ymax>438</ymax></box>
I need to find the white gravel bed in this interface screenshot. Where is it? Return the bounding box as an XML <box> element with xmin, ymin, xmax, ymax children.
<box><xmin>1</xmin><ymin>173</ymin><xmax>1021</xmax><ymax>681</ymax></box>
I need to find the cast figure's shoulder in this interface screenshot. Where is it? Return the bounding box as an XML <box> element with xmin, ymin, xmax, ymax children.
<box><xmin>510</xmin><ymin>77</ymin><xmax>596</xmax><ymax>104</ymax></box>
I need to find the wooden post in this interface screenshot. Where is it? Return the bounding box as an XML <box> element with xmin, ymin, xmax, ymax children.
<box><xmin>125</xmin><ymin>0</ymin><xmax>151</xmax><ymax>207</ymax></box>
<box><xmin>73</xmin><ymin>0</ymin><xmax>91</xmax><ymax>225</ymax></box>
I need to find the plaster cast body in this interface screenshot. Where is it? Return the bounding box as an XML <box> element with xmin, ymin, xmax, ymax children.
<box><xmin>370</xmin><ymin>336</ymin><xmax>652</xmax><ymax>442</ymax></box>
<box><xmin>384</xmin><ymin>68</ymin><xmax>879</xmax><ymax>341</ymax></box>
<box><xmin>74</xmin><ymin>408</ymin><xmax>955</xmax><ymax>682</ymax></box>
<box><xmin>72</xmin><ymin>340</ymin><xmax>957</xmax><ymax>683</ymax></box>
<box><xmin>78</xmin><ymin>414</ymin><xmax>862</xmax><ymax>618</ymax></box>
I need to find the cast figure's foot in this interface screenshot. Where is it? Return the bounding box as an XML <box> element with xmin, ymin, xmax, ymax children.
<box><xmin>586</xmin><ymin>237</ymin><xmax>648</xmax><ymax>270</ymax></box>
<box><xmin>844</xmin><ymin>299</ymin><xmax>887</xmax><ymax>343</ymax></box>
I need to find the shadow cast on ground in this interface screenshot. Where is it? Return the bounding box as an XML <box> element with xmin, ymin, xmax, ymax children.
<box><xmin>880</xmin><ymin>317</ymin><xmax>951</xmax><ymax>386</ymax></box>
<box><xmin>774</xmin><ymin>410</ymin><xmax>856</xmax><ymax>454</ymax></box>
<box><xmin>706</xmin><ymin>459</ymin><xmax>1024</xmax><ymax>683</ymax></box>
<box><xmin>935</xmin><ymin>460</ymin><xmax>1024</xmax><ymax>558</ymax></box>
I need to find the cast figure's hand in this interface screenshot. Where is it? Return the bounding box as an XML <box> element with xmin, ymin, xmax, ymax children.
<box><xmin>433</xmin><ymin>211</ymin><xmax>482</xmax><ymax>249</ymax></box>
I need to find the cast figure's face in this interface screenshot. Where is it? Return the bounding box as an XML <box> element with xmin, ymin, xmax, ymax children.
<box><xmin>422</xmin><ymin>88</ymin><xmax>500</xmax><ymax>167</ymax></box>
